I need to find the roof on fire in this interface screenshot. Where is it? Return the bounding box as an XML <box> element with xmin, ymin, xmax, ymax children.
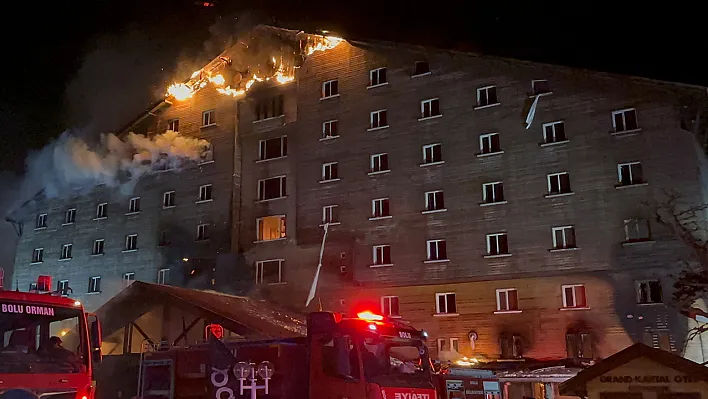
<box><xmin>96</xmin><ymin>281</ymin><xmax>307</xmax><ymax>339</ymax></box>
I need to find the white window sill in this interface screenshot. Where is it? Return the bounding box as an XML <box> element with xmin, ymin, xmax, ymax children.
<box><xmin>545</xmin><ymin>192</ymin><xmax>575</xmax><ymax>199</ymax></box>
<box><xmin>637</xmin><ymin>302</ymin><xmax>664</xmax><ymax>307</ymax></box>
<box><xmin>528</xmin><ymin>91</ymin><xmax>553</xmax><ymax>98</ymax></box>
<box><xmin>420</xmin><ymin>161</ymin><xmax>445</xmax><ymax>167</ymax></box>
<box><xmin>424</xmin><ymin>259</ymin><xmax>450</xmax><ymax>264</ymax></box>
<box><xmin>319</xmin><ymin>178</ymin><xmax>341</xmax><ymax>184</ymax></box>
<box><xmin>86</xmin><ymin>292</ymin><xmax>102</xmax><ymax>295</ymax></box>
<box><xmin>319</xmin><ymin>136</ymin><xmax>340</xmax><ymax>142</ymax></box>
<box><xmin>30</xmin><ymin>261</ymin><xmax>43</xmax><ymax>265</ymax></box>
<box><xmin>422</xmin><ymin>208</ymin><xmax>447</xmax><ymax>215</ymax></box>
<box><xmin>369</xmin><ymin>216</ymin><xmax>393</xmax><ymax>221</ymax></box>
<box><xmin>122</xmin><ymin>249</ymin><xmax>138</xmax><ymax>253</ymax></box>
<box><xmin>560</xmin><ymin>307</ymin><xmax>590</xmax><ymax>311</ymax></box>
<box><xmin>477</xmin><ymin>151</ymin><xmax>504</xmax><ymax>158</ymax></box>
<box><xmin>367</xmin><ymin>82</ymin><xmax>389</xmax><ymax>89</ymax></box>
<box><xmin>61</xmin><ymin>223</ymin><xmax>74</xmax><ymax>226</ymax></box>
<box><xmin>58</xmin><ymin>258</ymin><xmax>72</xmax><ymax>262</ymax></box>
<box><xmin>254</xmin><ymin>237</ymin><xmax>287</xmax><ymax>244</ymax></box>
<box><xmin>34</xmin><ymin>227</ymin><xmax>47</xmax><ymax>231</ymax></box>
<box><xmin>615</xmin><ymin>182</ymin><xmax>649</xmax><ymax>189</ymax></box>
<box><xmin>411</xmin><ymin>72</ymin><xmax>432</xmax><ymax>78</ymax></box>
<box><xmin>195</xmin><ymin>199</ymin><xmax>214</xmax><ymax>204</ymax></box>
<box><xmin>484</xmin><ymin>253</ymin><xmax>512</xmax><ymax>259</ymax></box>
<box><xmin>369</xmin><ymin>263</ymin><xmax>393</xmax><ymax>268</ymax></box>
<box><xmin>418</xmin><ymin>114</ymin><xmax>443</xmax><ymax>122</ymax></box>
<box><xmin>611</xmin><ymin>128</ymin><xmax>642</xmax><ymax>136</ymax></box>
<box><xmin>622</xmin><ymin>240</ymin><xmax>656</xmax><ymax>247</ymax></box>
<box><xmin>125</xmin><ymin>211</ymin><xmax>141</xmax><ymax>216</ymax></box>
<box><xmin>252</xmin><ymin>115</ymin><xmax>284</xmax><ymax>124</ymax></box>
<box><xmin>480</xmin><ymin>201</ymin><xmax>508</xmax><ymax>207</ymax></box>
<box><xmin>433</xmin><ymin>313</ymin><xmax>459</xmax><ymax>317</ymax></box>
<box><xmin>265</xmin><ymin>282</ymin><xmax>287</xmax><ymax>286</ymax></box>
<box><xmin>200</xmin><ymin>123</ymin><xmax>217</xmax><ymax>129</ymax></box>
<box><xmin>549</xmin><ymin>247</ymin><xmax>580</xmax><ymax>252</ymax></box>
<box><xmin>494</xmin><ymin>310</ymin><xmax>523</xmax><ymax>315</ymax></box>
<box><xmin>319</xmin><ymin>222</ymin><xmax>341</xmax><ymax>227</ymax></box>
<box><xmin>256</xmin><ymin>155</ymin><xmax>287</xmax><ymax>163</ymax></box>
<box><xmin>367</xmin><ymin>125</ymin><xmax>390</xmax><ymax>132</ymax></box>
<box><xmin>199</xmin><ymin>160</ymin><xmax>215</xmax><ymax>165</ymax></box>
<box><xmin>368</xmin><ymin>170</ymin><xmax>391</xmax><ymax>176</ymax></box>
<box><xmin>388</xmin><ymin>315</ymin><xmax>403</xmax><ymax>319</ymax></box>
<box><xmin>320</xmin><ymin>94</ymin><xmax>340</xmax><ymax>101</ymax></box>
<box><xmin>474</xmin><ymin>102</ymin><xmax>501</xmax><ymax>110</ymax></box>
<box><xmin>162</xmin><ymin>205</ymin><xmax>176</xmax><ymax>209</ymax></box>
<box><xmin>91</xmin><ymin>253</ymin><xmax>105</xmax><ymax>257</ymax></box>
<box><xmin>540</xmin><ymin>140</ymin><xmax>569</xmax><ymax>148</ymax></box>
<box><xmin>256</xmin><ymin>196</ymin><xmax>287</xmax><ymax>203</ymax></box>
<box><xmin>93</xmin><ymin>217</ymin><xmax>107</xmax><ymax>221</ymax></box>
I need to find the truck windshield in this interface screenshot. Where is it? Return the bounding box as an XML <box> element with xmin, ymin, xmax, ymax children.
<box><xmin>0</xmin><ymin>301</ymin><xmax>87</xmax><ymax>374</ymax></box>
<box><xmin>361</xmin><ymin>339</ymin><xmax>428</xmax><ymax>380</ymax></box>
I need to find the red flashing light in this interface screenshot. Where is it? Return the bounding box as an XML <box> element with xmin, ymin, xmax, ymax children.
<box><xmin>37</xmin><ymin>275</ymin><xmax>52</xmax><ymax>292</ymax></box>
<box><xmin>205</xmin><ymin>323</ymin><xmax>224</xmax><ymax>339</ymax></box>
<box><xmin>357</xmin><ymin>311</ymin><xmax>384</xmax><ymax>321</ymax></box>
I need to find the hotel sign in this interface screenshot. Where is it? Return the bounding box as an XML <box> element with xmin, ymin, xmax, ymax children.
<box><xmin>599</xmin><ymin>375</ymin><xmax>696</xmax><ymax>384</ymax></box>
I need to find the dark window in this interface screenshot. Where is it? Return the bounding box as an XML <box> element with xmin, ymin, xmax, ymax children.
<box><xmin>413</xmin><ymin>61</ymin><xmax>430</xmax><ymax>76</ymax></box>
<box><xmin>480</xmin><ymin>133</ymin><xmax>501</xmax><ymax>154</ymax></box>
<box><xmin>381</xmin><ymin>296</ymin><xmax>399</xmax><ymax>317</ymax></box>
<box><xmin>613</xmin><ymin>109</ymin><xmax>638</xmax><ymax>132</ymax></box>
<box><xmin>483</xmin><ymin>182</ymin><xmax>504</xmax><ymax>203</ymax></box>
<box><xmin>258</xmin><ymin>177</ymin><xmax>286</xmax><ymax>201</ymax></box>
<box><xmin>255</xmin><ymin>95</ymin><xmax>285</xmax><ymax>121</ymax></box>
<box><xmin>637</xmin><ymin>280</ymin><xmax>663</xmax><ymax>304</ymax></box>
<box><xmin>369</xmin><ymin>68</ymin><xmax>387</xmax><ymax>86</ymax></box>
<box><xmin>322</xmin><ymin>80</ymin><xmax>339</xmax><ymax>98</ymax></box>
<box><xmin>500</xmin><ymin>334</ymin><xmax>523</xmax><ymax>359</ymax></box>
<box><xmin>548</xmin><ymin>173</ymin><xmax>571</xmax><ymax>194</ymax></box>
<box><xmin>544</xmin><ymin>122</ymin><xmax>566</xmax><ymax>143</ymax></box>
<box><xmin>566</xmin><ymin>332</ymin><xmax>593</xmax><ymax>359</ymax></box>
<box><xmin>427</xmin><ymin>240</ymin><xmax>447</xmax><ymax>261</ymax></box>
<box><xmin>477</xmin><ymin>86</ymin><xmax>498</xmax><ymax>107</ymax></box>
<box><xmin>421</xmin><ymin>99</ymin><xmax>441</xmax><ymax>118</ymax></box>
<box><xmin>532</xmin><ymin>80</ymin><xmax>551</xmax><ymax>95</ymax></box>
<box><xmin>425</xmin><ymin>191</ymin><xmax>445</xmax><ymax>211</ymax></box>
<box><xmin>423</xmin><ymin>144</ymin><xmax>442</xmax><ymax>164</ymax></box>
<box><xmin>88</xmin><ymin>276</ymin><xmax>101</xmax><ymax>293</ymax></box>
<box><xmin>487</xmin><ymin>233</ymin><xmax>509</xmax><ymax>256</ymax></box>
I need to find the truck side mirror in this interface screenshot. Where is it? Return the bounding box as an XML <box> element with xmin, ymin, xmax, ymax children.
<box><xmin>87</xmin><ymin>313</ymin><xmax>103</xmax><ymax>365</ymax></box>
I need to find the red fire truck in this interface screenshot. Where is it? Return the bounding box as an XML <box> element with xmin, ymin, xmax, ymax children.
<box><xmin>138</xmin><ymin>311</ymin><xmax>437</xmax><ymax>399</ymax></box>
<box><xmin>0</xmin><ymin>276</ymin><xmax>103</xmax><ymax>399</ymax></box>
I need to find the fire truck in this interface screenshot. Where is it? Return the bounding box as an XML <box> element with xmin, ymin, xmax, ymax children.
<box><xmin>138</xmin><ymin>310</ymin><xmax>437</xmax><ymax>399</ymax></box>
<box><xmin>0</xmin><ymin>276</ymin><xmax>103</xmax><ymax>399</ymax></box>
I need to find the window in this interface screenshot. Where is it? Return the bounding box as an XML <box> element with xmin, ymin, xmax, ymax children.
<box><xmin>258</xmin><ymin>176</ymin><xmax>287</xmax><ymax>201</ymax></box>
<box><xmin>543</xmin><ymin>121</ymin><xmax>566</xmax><ymax>144</ymax></box>
<box><xmin>31</xmin><ymin>248</ymin><xmax>43</xmax><ymax>263</ymax></box>
<box><xmin>420</xmin><ymin>98</ymin><xmax>441</xmax><ymax>119</ymax></box>
<box><xmin>254</xmin><ymin>95</ymin><xmax>284</xmax><ymax>120</ymax></box>
<box><xmin>167</xmin><ymin>118</ymin><xmax>179</xmax><ymax>132</ymax></box>
<box><xmin>88</xmin><ymin>276</ymin><xmax>101</xmax><ymax>293</ymax></box>
<box><xmin>123</xmin><ymin>272</ymin><xmax>135</xmax><ymax>287</ymax></box>
<box><xmin>158</xmin><ymin>231</ymin><xmax>169</xmax><ymax>247</ymax></box>
<box><xmin>259</xmin><ymin>136</ymin><xmax>288</xmax><ymax>160</ymax></box>
<box><xmin>200</xmin><ymin>143</ymin><xmax>214</xmax><ymax>163</ymax></box>
<box><xmin>450</xmin><ymin>338</ymin><xmax>459</xmax><ymax>353</ymax></box>
<box><xmin>424</xmin><ymin>190</ymin><xmax>445</xmax><ymax>212</ymax></box>
<box><xmin>479</xmin><ymin>133</ymin><xmax>502</xmax><ymax>154</ymax></box>
<box><xmin>482</xmin><ymin>182</ymin><xmax>504</xmax><ymax>204</ymax></box>
<box><xmin>36</xmin><ymin>213</ymin><xmax>47</xmax><ymax>229</ymax></box>
<box><xmin>617</xmin><ymin>162</ymin><xmax>645</xmax><ymax>186</ymax></box>
<box><xmin>369</xmin><ymin>68</ymin><xmax>387</xmax><ymax>86</ymax></box>
<box><xmin>552</xmin><ymin>226</ymin><xmax>577</xmax><ymax>250</ymax></box>
<box><xmin>370</xmin><ymin>109</ymin><xmax>388</xmax><ymax>129</ymax></box>
<box><xmin>612</xmin><ymin>108</ymin><xmax>638</xmax><ymax>132</ymax></box>
<box><xmin>321</xmin><ymin>162</ymin><xmax>339</xmax><ymax>181</ymax></box>
<box><xmin>381</xmin><ymin>296</ymin><xmax>400</xmax><ymax>317</ymax></box>
<box><xmin>427</xmin><ymin>239</ymin><xmax>447</xmax><ymax>261</ymax></box>
<box><xmin>371</xmin><ymin>198</ymin><xmax>391</xmax><ymax>218</ymax></box>
<box><xmin>477</xmin><ymin>86</ymin><xmax>498</xmax><ymax>107</ymax></box>
<box><xmin>532</xmin><ymin>80</ymin><xmax>551</xmax><ymax>95</ymax></box>
<box><xmin>370</xmin><ymin>153</ymin><xmax>389</xmax><ymax>173</ymax></box>
<box><xmin>64</xmin><ymin>208</ymin><xmax>76</xmax><ymax>224</ymax></box>
<box><xmin>322</xmin><ymin>205</ymin><xmax>339</xmax><ymax>224</ymax></box>
<box><xmin>422</xmin><ymin>143</ymin><xmax>443</xmax><ymax>164</ymax></box>
<box><xmin>566</xmin><ymin>332</ymin><xmax>593</xmax><ymax>359</ymax></box>
<box><xmin>547</xmin><ymin>172</ymin><xmax>572</xmax><ymax>195</ymax></box>
<box><xmin>128</xmin><ymin>197</ymin><xmax>140</xmax><ymax>213</ymax></box>
<box><xmin>163</xmin><ymin>191</ymin><xmax>175</xmax><ymax>208</ymax></box>
<box><xmin>202</xmin><ymin>110</ymin><xmax>215</xmax><ymax>126</ymax></box>
<box><xmin>92</xmin><ymin>239</ymin><xmax>105</xmax><ymax>255</ymax></box>
<box><xmin>96</xmin><ymin>203</ymin><xmax>107</xmax><ymax>219</ymax></box>
<box><xmin>256</xmin><ymin>215</ymin><xmax>286</xmax><ymax>241</ymax></box>
<box><xmin>322</xmin><ymin>120</ymin><xmax>339</xmax><ymax>139</ymax></box>
<box><xmin>322</xmin><ymin>79</ymin><xmax>339</xmax><ymax>98</ymax></box>
<box><xmin>198</xmin><ymin>184</ymin><xmax>213</xmax><ymax>202</ymax></box>
<box><xmin>637</xmin><ymin>280</ymin><xmax>663</xmax><ymax>304</ymax></box>
<box><xmin>500</xmin><ymin>334</ymin><xmax>523</xmax><ymax>359</ymax></box>
<box><xmin>58</xmin><ymin>280</ymin><xmax>70</xmax><ymax>296</ymax></box>
<box><xmin>486</xmin><ymin>233</ymin><xmax>509</xmax><ymax>256</ymax></box>
<box><xmin>196</xmin><ymin>224</ymin><xmax>209</xmax><ymax>241</ymax></box>
<box><xmin>255</xmin><ymin>259</ymin><xmax>284</xmax><ymax>284</ymax></box>
<box><xmin>413</xmin><ymin>61</ymin><xmax>430</xmax><ymax>76</ymax></box>
<box><xmin>436</xmin><ymin>293</ymin><xmax>456</xmax><ymax>314</ymax></box>
<box><xmin>157</xmin><ymin>269</ymin><xmax>169</xmax><ymax>285</ymax></box>
<box><xmin>60</xmin><ymin>244</ymin><xmax>72</xmax><ymax>260</ymax></box>
<box><xmin>437</xmin><ymin>339</ymin><xmax>447</xmax><ymax>352</ymax></box>
<box><xmin>496</xmin><ymin>288</ymin><xmax>519</xmax><ymax>312</ymax></box>
<box><xmin>372</xmin><ymin>245</ymin><xmax>391</xmax><ymax>266</ymax></box>
<box><xmin>624</xmin><ymin>218</ymin><xmax>651</xmax><ymax>242</ymax></box>
<box><xmin>562</xmin><ymin>284</ymin><xmax>587</xmax><ymax>308</ymax></box>
<box><xmin>125</xmin><ymin>234</ymin><xmax>138</xmax><ymax>251</ymax></box>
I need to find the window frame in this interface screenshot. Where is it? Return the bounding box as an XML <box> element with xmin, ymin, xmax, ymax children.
<box><xmin>167</xmin><ymin>118</ymin><xmax>179</xmax><ymax>132</ymax></box>
<box><xmin>435</xmin><ymin>292</ymin><xmax>457</xmax><ymax>315</ymax></box>
<box><xmin>321</xmin><ymin>120</ymin><xmax>339</xmax><ymax>139</ymax></box>
<box><xmin>128</xmin><ymin>197</ymin><xmax>141</xmax><ymax>213</ymax></box>
<box><xmin>258</xmin><ymin>136</ymin><xmax>288</xmax><ymax>160</ymax></box>
<box><xmin>482</xmin><ymin>181</ymin><xmax>505</xmax><ymax>204</ymax></box>
<box><xmin>36</xmin><ymin>213</ymin><xmax>48</xmax><ymax>229</ymax></box>
<box><xmin>322</xmin><ymin>205</ymin><xmax>339</xmax><ymax>225</ymax></box>
<box><xmin>412</xmin><ymin>61</ymin><xmax>430</xmax><ymax>77</ymax></box>
<box><xmin>623</xmin><ymin>218</ymin><xmax>652</xmax><ymax>242</ymax></box>
<box><xmin>196</xmin><ymin>223</ymin><xmax>210</xmax><ymax>241</ymax></box>
<box><xmin>157</xmin><ymin>268</ymin><xmax>170</xmax><ymax>285</ymax></box>
<box><xmin>551</xmin><ymin>225</ymin><xmax>577</xmax><ymax>250</ymax></box>
<box><xmin>381</xmin><ymin>295</ymin><xmax>400</xmax><ymax>317</ymax></box>
<box><xmin>561</xmin><ymin>284</ymin><xmax>588</xmax><ymax>309</ymax></box>
<box><xmin>426</xmin><ymin>239</ymin><xmax>448</xmax><ymax>261</ymax></box>
<box><xmin>88</xmin><ymin>276</ymin><xmax>101</xmax><ymax>294</ymax></box>
<box><xmin>60</xmin><ymin>244</ymin><xmax>73</xmax><ymax>260</ymax></box>
<box><xmin>198</xmin><ymin>184</ymin><xmax>213</xmax><ymax>202</ymax></box>
<box><xmin>31</xmin><ymin>247</ymin><xmax>44</xmax><ymax>263</ymax></box>
<box><xmin>617</xmin><ymin>161</ymin><xmax>645</xmax><ymax>186</ymax></box>
<box><xmin>476</xmin><ymin>85</ymin><xmax>499</xmax><ymax>108</ymax></box>
<box><xmin>255</xmin><ymin>259</ymin><xmax>285</xmax><ymax>284</ymax></box>
<box><xmin>64</xmin><ymin>208</ymin><xmax>76</xmax><ymax>225</ymax></box>
<box><xmin>96</xmin><ymin>203</ymin><xmax>107</xmax><ymax>219</ymax></box>
<box><xmin>370</xmin><ymin>153</ymin><xmax>390</xmax><ymax>173</ymax></box>
<box><xmin>123</xmin><ymin>272</ymin><xmax>136</xmax><ymax>287</ymax></box>
<box><xmin>422</xmin><ymin>143</ymin><xmax>443</xmax><ymax>164</ymax></box>
<box><xmin>542</xmin><ymin>121</ymin><xmax>566</xmax><ymax>144</ymax></box>
<box><xmin>420</xmin><ymin>98</ymin><xmax>441</xmax><ymax>119</ymax></box>
<box><xmin>479</xmin><ymin>132</ymin><xmax>502</xmax><ymax>154</ymax></box>
<box><xmin>369</xmin><ymin>67</ymin><xmax>388</xmax><ymax>87</ymax></box>
<box><xmin>58</xmin><ymin>280</ymin><xmax>70</xmax><ymax>296</ymax></box>
<box><xmin>202</xmin><ymin>110</ymin><xmax>216</xmax><ymax>127</ymax></box>
<box><xmin>321</xmin><ymin>79</ymin><xmax>339</xmax><ymax>99</ymax></box>
<box><xmin>125</xmin><ymin>234</ymin><xmax>138</xmax><ymax>251</ymax></box>
<box><xmin>496</xmin><ymin>288</ymin><xmax>520</xmax><ymax>312</ymax></box>
<box><xmin>636</xmin><ymin>279</ymin><xmax>663</xmax><ymax>305</ymax></box>
<box><xmin>371</xmin><ymin>198</ymin><xmax>391</xmax><ymax>219</ymax></box>
<box><xmin>92</xmin><ymin>239</ymin><xmax>105</xmax><ymax>255</ymax></box>
<box><xmin>369</xmin><ymin>109</ymin><xmax>388</xmax><ymax>130</ymax></box>
<box><xmin>612</xmin><ymin>108</ymin><xmax>639</xmax><ymax>133</ymax></box>
<box><xmin>547</xmin><ymin>172</ymin><xmax>572</xmax><ymax>195</ymax></box>
<box><xmin>256</xmin><ymin>215</ymin><xmax>287</xmax><ymax>242</ymax></box>
<box><xmin>532</xmin><ymin>79</ymin><xmax>551</xmax><ymax>95</ymax></box>
<box><xmin>163</xmin><ymin>191</ymin><xmax>176</xmax><ymax>209</ymax></box>
<box><xmin>372</xmin><ymin>244</ymin><xmax>392</xmax><ymax>266</ymax></box>
<box><xmin>486</xmin><ymin>233</ymin><xmax>509</xmax><ymax>256</ymax></box>
<box><xmin>257</xmin><ymin>175</ymin><xmax>287</xmax><ymax>201</ymax></box>
<box><xmin>321</xmin><ymin>162</ymin><xmax>339</xmax><ymax>182</ymax></box>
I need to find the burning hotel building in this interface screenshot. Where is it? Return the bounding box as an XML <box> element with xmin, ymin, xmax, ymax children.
<box><xmin>10</xmin><ymin>25</ymin><xmax>708</xmax><ymax>394</ymax></box>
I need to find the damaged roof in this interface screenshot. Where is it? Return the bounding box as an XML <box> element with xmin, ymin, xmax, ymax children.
<box><xmin>96</xmin><ymin>281</ymin><xmax>307</xmax><ymax>339</ymax></box>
